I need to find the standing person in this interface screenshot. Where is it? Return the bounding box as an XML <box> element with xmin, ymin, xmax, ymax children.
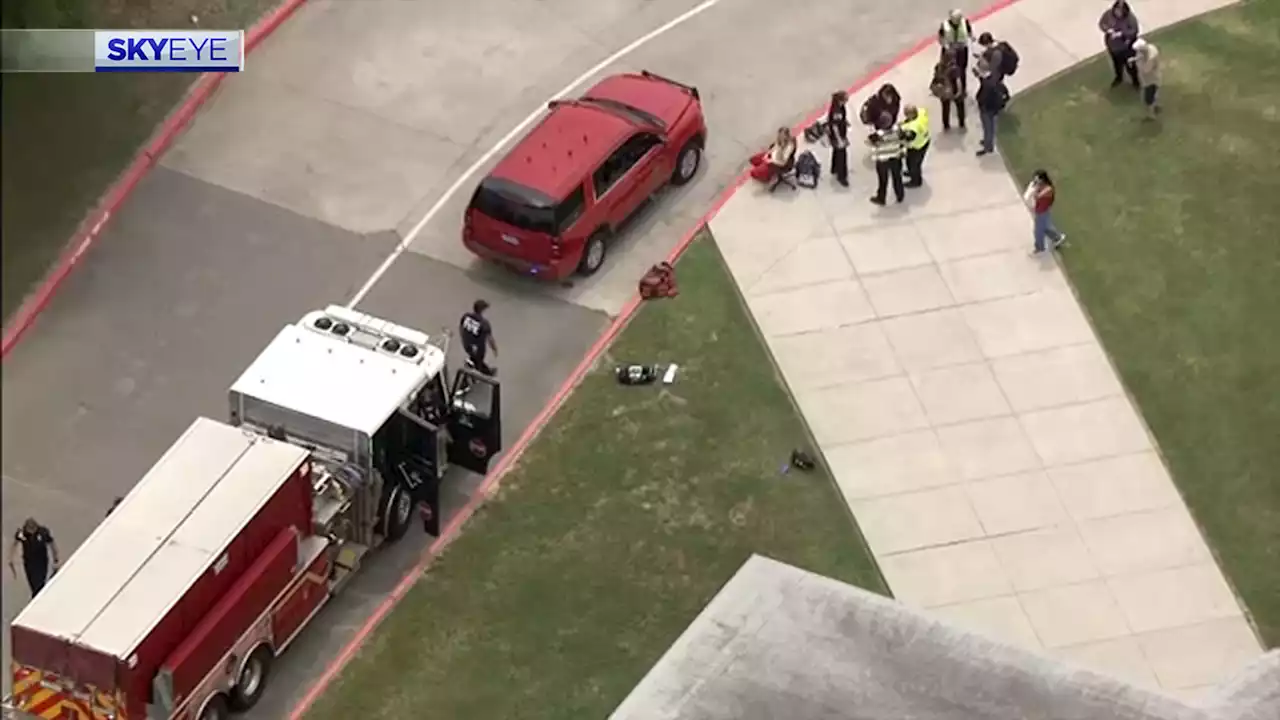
<box><xmin>900</xmin><ymin>105</ymin><xmax>932</xmax><ymax>188</ymax></box>
<box><xmin>867</xmin><ymin>113</ymin><xmax>905</xmax><ymax>206</ymax></box>
<box><xmin>938</xmin><ymin>9</ymin><xmax>974</xmax><ymax>94</ymax></box>
<box><xmin>975</xmin><ymin>33</ymin><xmax>1005</xmax><ymax>81</ymax></box>
<box><xmin>827</xmin><ymin>91</ymin><xmax>850</xmax><ymax>187</ymax></box>
<box><xmin>1099</xmin><ymin>0</ymin><xmax>1141</xmax><ymax>89</ymax></box>
<box><xmin>459</xmin><ymin>299</ymin><xmax>498</xmax><ymax>376</ymax></box>
<box><xmin>975</xmin><ymin>73</ymin><xmax>1009</xmax><ymax>157</ymax></box>
<box><xmin>1130</xmin><ymin>38</ymin><xmax>1162</xmax><ymax>118</ymax></box>
<box><xmin>931</xmin><ymin>47</ymin><xmax>966</xmax><ymax>131</ymax></box>
<box><xmin>859</xmin><ymin>84</ymin><xmax>902</xmax><ymax>129</ymax></box>
<box><xmin>9</xmin><ymin>518</ymin><xmax>59</xmax><ymax>598</ymax></box>
<box><xmin>1024</xmin><ymin>169</ymin><xmax>1067</xmax><ymax>255</ymax></box>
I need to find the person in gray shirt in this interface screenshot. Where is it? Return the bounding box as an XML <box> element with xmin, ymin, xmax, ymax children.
<box><xmin>1099</xmin><ymin>0</ymin><xmax>1141</xmax><ymax>89</ymax></box>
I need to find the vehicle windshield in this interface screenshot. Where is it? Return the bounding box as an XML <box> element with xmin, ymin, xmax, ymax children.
<box><xmin>469</xmin><ymin>179</ymin><xmax>581</xmax><ymax>235</ymax></box>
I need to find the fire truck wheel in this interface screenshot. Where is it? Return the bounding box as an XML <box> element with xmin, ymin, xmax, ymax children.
<box><xmin>229</xmin><ymin>646</ymin><xmax>272</xmax><ymax>711</ymax></box>
<box><xmin>382</xmin><ymin>485</ymin><xmax>414</xmax><ymax>543</ymax></box>
<box><xmin>197</xmin><ymin>693</ymin><xmax>230</xmax><ymax>720</ymax></box>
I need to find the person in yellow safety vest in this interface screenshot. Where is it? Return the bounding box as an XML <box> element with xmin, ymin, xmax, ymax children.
<box><xmin>866</xmin><ymin>112</ymin><xmax>906</xmax><ymax>206</ymax></box>
<box><xmin>938</xmin><ymin>9</ymin><xmax>975</xmax><ymax>94</ymax></box>
<box><xmin>899</xmin><ymin>105</ymin><xmax>932</xmax><ymax>188</ymax></box>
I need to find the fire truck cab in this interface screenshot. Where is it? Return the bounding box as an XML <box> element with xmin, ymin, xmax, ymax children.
<box><xmin>229</xmin><ymin>304</ymin><xmax>503</xmax><ymax>548</ymax></box>
<box><xmin>3</xmin><ymin>307</ymin><xmax>502</xmax><ymax>720</ymax></box>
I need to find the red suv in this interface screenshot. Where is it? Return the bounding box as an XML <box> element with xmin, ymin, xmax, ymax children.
<box><xmin>463</xmin><ymin>71</ymin><xmax>707</xmax><ymax>280</ymax></box>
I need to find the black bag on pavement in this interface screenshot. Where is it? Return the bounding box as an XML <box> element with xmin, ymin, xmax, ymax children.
<box><xmin>795</xmin><ymin>150</ymin><xmax>821</xmax><ymax>188</ymax></box>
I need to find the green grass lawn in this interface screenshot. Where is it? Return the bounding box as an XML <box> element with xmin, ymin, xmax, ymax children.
<box><xmin>306</xmin><ymin>230</ymin><xmax>887</xmax><ymax>719</ymax></box>
<box><xmin>1</xmin><ymin>0</ymin><xmax>279</xmax><ymax>320</ymax></box>
<box><xmin>1000</xmin><ymin>0</ymin><xmax>1280</xmax><ymax>647</ymax></box>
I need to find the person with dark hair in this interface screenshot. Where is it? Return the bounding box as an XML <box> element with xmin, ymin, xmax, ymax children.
<box><xmin>930</xmin><ymin>47</ymin><xmax>966</xmax><ymax>131</ymax></box>
<box><xmin>1099</xmin><ymin>0</ymin><xmax>1141</xmax><ymax>89</ymax></box>
<box><xmin>867</xmin><ymin>113</ymin><xmax>906</xmax><ymax>205</ymax></box>
<box><xmin>937</xmin><ymin>9</ymin><xmax>975</xmax><ymax>94</ymax></box>
<box><xmin>975</xmin><ymin>72</ymin><xmax>1009</xmax><ymax>157</ymax></box>
<box><xmin>859</xmin><ymin>84</ymin><xmax>901</xmax><ymax>129</ymax></box>
<box><xmin>9</xmin><ymin>518</ymin><xmax>59</xmax><ymax>597</ymax></box>
<box><xmin>827</xmin><ymin>91</ymin><xmax>850</xmax><ymax>187</ymax></box>
<box><xmin>459</xmin><ymin>299</ymin><xmax>497</xmax><ymax>375</ymax></box>
<box><xmin>1023</xmin><ymin>169</ymin><xmax>1067</xmax><ymax>255</ymax></box>
<box><xmin>975</xmin><ymin>32</ymin><xmax>1003</xmax><ymax>80</ymax></box>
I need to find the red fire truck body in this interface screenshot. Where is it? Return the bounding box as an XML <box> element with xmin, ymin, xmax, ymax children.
<box><xmin>10</xmin><ymin>419</ymin><xmax>321</xmax><ymax>719</ymax></box>
<box><xmin>6</xmin><ymin>306</ymin><xmax>503</xmax><ymax>720</ymax></box>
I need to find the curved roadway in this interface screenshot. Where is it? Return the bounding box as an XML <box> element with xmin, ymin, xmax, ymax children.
<box><xmin>1</xmin><ymin>0</ymin><xmax>987</xmax><ymax>715</ymax></box>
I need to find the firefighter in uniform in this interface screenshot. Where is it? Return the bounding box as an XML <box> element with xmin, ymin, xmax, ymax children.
<box><xmin>900</xmin><ymin>104</ymin><xmax>932</xmax><ymax>188</ymax></box>
<box><xmin>938</xmin><ymin>9</ymin><xmax>974</xmax><ymax>94</ymax></box>
<box><xmin>867</xmin><ymin>112</ymin><xmax>906</xmax><ymax>206</ymax></box>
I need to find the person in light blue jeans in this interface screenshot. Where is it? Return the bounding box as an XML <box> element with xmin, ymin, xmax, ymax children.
<box><xmin>1024</xmin><ymin>169</ymin><xmax>1067</xmax><ymax>254</ymax></box>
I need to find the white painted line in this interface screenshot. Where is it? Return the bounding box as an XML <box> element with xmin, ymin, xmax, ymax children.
<box><xmin>345</xmin><ymin>0</ymin><xmax>727</xmax><ymax>307</ymax></box>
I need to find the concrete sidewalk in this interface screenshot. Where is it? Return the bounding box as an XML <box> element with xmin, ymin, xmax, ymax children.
<box><xmin>709</xmin><ymin>0</ymin><xmax>1263</xmax><ymax>700</ymax></box>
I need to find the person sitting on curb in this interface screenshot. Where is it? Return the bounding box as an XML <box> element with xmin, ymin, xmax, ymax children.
<box><xmin>859</xmin><ymin>84</ymin><xmax>902</xmax><ymax>129</ymax></box>
<box><xmin>931</xmin><ymin>47</ymin><xmax>966</xmax><ymax>131</ymax></box>
<box><xmin>749</xmin><ymin>127</ymin><xmax>797</xmax><ymax>183</ymax></box>
<box><xmin>1129</xmin><ymin>38</ymin><xmax>1162</xmax><ymax>119</ymax></box>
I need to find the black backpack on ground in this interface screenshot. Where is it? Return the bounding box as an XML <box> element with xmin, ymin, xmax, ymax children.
<box><xmin>795</xmin><ymin>150</ymin><xmax>820</xmax><ymax>188</ymax></box>
<box><xmin>997</xmin><ymin>41</ymin><xmax>1019</xmax><ymax>76</ymax></box>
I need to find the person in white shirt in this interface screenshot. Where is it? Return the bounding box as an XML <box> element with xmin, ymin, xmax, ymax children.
<box><xmin>749</xmin><ymin>127</ymin><xmax>797</xmax><ymax>183</ymax></box>
<box><xmin>1129</xmin><ymin>38</ymin><xmax>1162</xmax><ymax>118</ymax></box>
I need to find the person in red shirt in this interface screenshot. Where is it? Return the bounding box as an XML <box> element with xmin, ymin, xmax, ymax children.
<box><xmin>1024</xmin><ymin>169</ymin><xmax>1068</xmax><ymax>254</ymax></box>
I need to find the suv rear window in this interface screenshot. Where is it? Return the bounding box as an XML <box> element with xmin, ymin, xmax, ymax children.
<box><xmin>470</xmin><ymin>179</ymin><xmax>585</xmax><ymax>235</ymax></box>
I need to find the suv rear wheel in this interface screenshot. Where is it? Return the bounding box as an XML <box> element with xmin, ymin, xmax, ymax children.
<box><xmin>671</xmin><ymin>139</ymin><xmax>702</xmax><ymax>186</ymax></box>
<box><xmin>578</xmin><ymin>232</ymin><xmax>608</xmax><ymax>276</ymax></box>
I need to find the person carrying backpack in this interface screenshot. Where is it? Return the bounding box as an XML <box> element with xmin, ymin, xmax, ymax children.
<box><xmin>975</xmin><ymin>32</ymin><xmax>1019</xmax><ymax>81</ymax></box>
<box><xmin>930</xmin><ymin>47</ymin><xmax>966</xmax><ymax>131</ymax></box>
<box><xmin>975</xmin><ymin>73</ymin><xmax>1009</xmax><ymax>157</ymax></box>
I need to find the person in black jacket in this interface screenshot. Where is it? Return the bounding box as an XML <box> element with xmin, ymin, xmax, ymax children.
<box><xmin>9</xmin><ymin>518</ymin><xmax>60</xmax><ymax>597</ymax></box>
<box><xmin>930</xmin><ymin>47</ymin><xmax>965</xmax><ymax>131</ymax></box>
<box><xmin>827</xmin><ymin>91</ymin><xmax>850</xmax><ymax>187</ymax></box>
<box><xmin>975</xmin><ymin>74</ymin><xmax>1009</xmax><ymax>157</ymax></box>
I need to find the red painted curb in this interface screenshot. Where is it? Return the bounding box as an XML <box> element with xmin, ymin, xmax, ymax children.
<box><xmin>0</xmin><ymin>0</ymin><xmax>311</xmax><ymax>359</ymax></box>
<box><xmin>285</xmin><ymin>0</ymin><xmax>1024</xmax><ymax>716</ymax></box>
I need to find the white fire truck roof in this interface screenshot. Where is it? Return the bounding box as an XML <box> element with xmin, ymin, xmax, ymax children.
<box><xmin>12</xmin><ymin>417</ymin><xmax>310</xmax><ymax>660</ymax></box>
<box><xmin>229</xmin><ymin>306</ymin><xmax>447</xmax><ymax>437</ymax></box>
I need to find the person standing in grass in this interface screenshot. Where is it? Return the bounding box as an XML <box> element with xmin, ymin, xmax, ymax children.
<box><xmin>1099</xmin><ymin>0</ymin><xmax>1141</xmax><ymax>89</ymax></box>
<box><xmin>1023</xmin><ymin>169</ymin><xmax>1067</xmax><ymax>255</ymax></box>
<box><xmin>1130</xmin><ymin>38</ymin><xmax>1162</xmax><ymax>119</ymax></box>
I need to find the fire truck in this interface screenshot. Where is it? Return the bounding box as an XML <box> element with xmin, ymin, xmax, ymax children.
<box><xmin>4</xmin><ymin>306</ymin><xmax>502</xmax><ymax>720</ymax></box>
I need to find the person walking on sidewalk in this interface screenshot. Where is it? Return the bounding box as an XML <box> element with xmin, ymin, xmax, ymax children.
<box><xmin>931</xmin><ymin>47</ymin><xmax>966</xmax><ymax>131</ymax></box>
<box><xmin>1099</xmin><ymin>0</ymin><xmax>1141</xmax><ymax>89</ymax></box>
<box><xmin>975</xmin><ymin>73</ymin><xmax>1009</xmax><ymax>157</ymax></box>
<box><xmin>1023</xmin><ymin>169</ymin><xmax>1067</xmax><ymax>255</ymax></box>
<box><xmin>938</xmin><ymin>9</ymin><xmax>974</xmax><ymax>94</ymax></box>
<box><xmin>867</xmin><ymin>113</ymin><xmax>906</xmax><ymax>205</ymax></box>
<box><xmin>9</xmin><ymin>518</ymin><xmax>60</xmax><ymax>598</ymax></box>
<box><xmin>900</xmin><ymin>105</ymin><xmax>931</xmax><ymax>188</ymax></box>
<box><xmin>827</xmin><ymin>91</ymin><xmax>851</xmax><ymax>186</ymax></box>
<box><xmin>1130</xmin><ymin>38</ymin><xmax>1162</xmax><ymax>119</ymax></box>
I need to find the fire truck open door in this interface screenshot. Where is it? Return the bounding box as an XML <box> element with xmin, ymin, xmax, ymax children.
<box><xmin>447</xmin><ymin>368</ymin><xmax>502</xmax><ymax>475</ymax></box>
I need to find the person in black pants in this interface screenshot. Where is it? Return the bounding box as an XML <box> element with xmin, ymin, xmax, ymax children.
<box><xmin>931</xmin><ymin>47</ymin><xmax>966</xmax><ymax>131</ymax></box>
<box><xmin>827</xmin><ymin>91</ymin><xmax>850</xmax><ymax>187</ymax></box>
<box><xmin>9</xmin><ymin>518</ymin><xmax>59</xmax><ymax>597</ymax></box>
<box><xmin>868</xmin><ymin>113</ymin><xmax>905</xmax><ymax>206</ymax></box>
<box><xmin>1099</xmin><ymin>0</ymin><xmax>1141</xmax><ymax>88</ymax></box>
<box><xmin>459</xmin><ymin>299</ymin><xmax>498</xmax><ymax>376</ymax></box>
